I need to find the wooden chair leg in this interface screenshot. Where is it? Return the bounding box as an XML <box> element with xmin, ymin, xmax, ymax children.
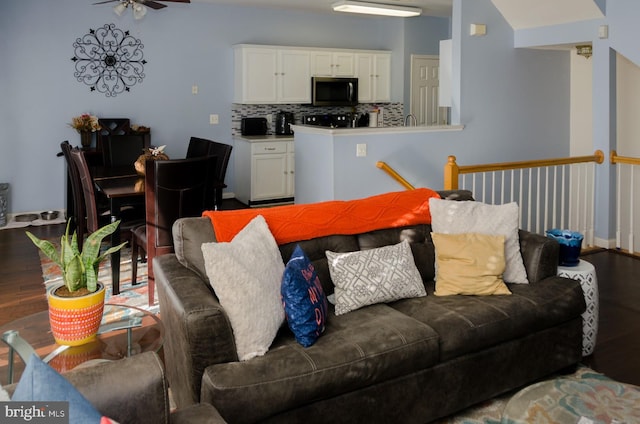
<box><xmin>131</xmin><ymin>241</ymin><xmax>139</xmax><ymax>286</ymax></box>
<box><xmin>147</xmin><ymin>261</ymin><xmax>155</xmax><ymax>306</ymax></box>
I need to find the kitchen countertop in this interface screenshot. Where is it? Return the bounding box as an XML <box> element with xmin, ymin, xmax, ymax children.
<box><xmin>234</xmin><ymin>134</ymin><xmax>295</xmax><ymax>142</ymax></box>
<box><xmin>291</xmin><ymin>124</ymin><xmax>464</xmax><ymax>136</ymax></box>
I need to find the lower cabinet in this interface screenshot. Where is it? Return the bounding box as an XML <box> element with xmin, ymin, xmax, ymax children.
<box><xmin>234</xmin><ymin>138</ymin><xmax>294</xmax><ymax>206</ymax></box>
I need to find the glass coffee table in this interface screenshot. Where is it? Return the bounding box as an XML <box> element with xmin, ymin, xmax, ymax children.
<box><xmin>0</xmin><ymin>304</ymin><xmax>163</xmax><ymax>385</ymax></box>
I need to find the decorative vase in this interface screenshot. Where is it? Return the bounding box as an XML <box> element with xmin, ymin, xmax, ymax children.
<box><xmin>80</xmin><ymin>131</ymin><xmax>92</xmax><ymax>149</ymax></box>
<box><xmin>47</xmin><ymin>283</ymin><xmax>105</xmax><ymax>346</ymax></box>
<box><xmin>545</xmin><ymin>229</ymin><xmax>584</xmax><ymax>267</ymax></box>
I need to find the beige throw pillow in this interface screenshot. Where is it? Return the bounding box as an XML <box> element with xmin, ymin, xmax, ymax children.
<box><xmin>326</xmin><ymin>240</ymin><xmax>426</xmax><ymax>315</ymax></box>
<box><xmin>429</xmin><ymin>198</ymin><xmax>529</xmax><ymax>284</ymax></box>
<box><xmin>431</xmin><ymin>232</ymin><xmax>511</xmax><ymax>296</ymax></box>
<box><xmin>201</xmin><ymin>215</ymin><xmax>285</xmax><ymax>361</ymax></box>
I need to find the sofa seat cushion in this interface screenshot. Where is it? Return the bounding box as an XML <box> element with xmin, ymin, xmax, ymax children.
<box><xmin>201</xmin><ymin>304</ymin><xmax>440</xmax><ymax>423</ymax></box>
<box><xmin>389</xmin><ymin>277</ymin><xmax>585</xmax><ymax>361</ymax></box>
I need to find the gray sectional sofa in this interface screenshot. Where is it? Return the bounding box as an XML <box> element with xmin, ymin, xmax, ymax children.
<box><xmin>155</xmin><ymin>190</ymin><xmax>586</xmax><ymax>424</ymax></box>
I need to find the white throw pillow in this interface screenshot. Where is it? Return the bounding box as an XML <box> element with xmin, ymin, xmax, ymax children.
<box><xmin>201</xmin><ymin>215</ymin><xmax>285</xmax><ymax>361</ymax></box>
<box><xmin>429</xmin><ymin>198</ymin><xmax>529</xmax><ymax>284</ymax></box>
<box><xmin>326</xmin><ymin>240</ymin><xmax>427</xmax><ymax>315</ymax></box>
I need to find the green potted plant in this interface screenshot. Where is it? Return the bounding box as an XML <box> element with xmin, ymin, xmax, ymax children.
<box><xmin>26</xmin><ymin>219</ymin><xmax>127</xmax><ymax>346</ymax></box>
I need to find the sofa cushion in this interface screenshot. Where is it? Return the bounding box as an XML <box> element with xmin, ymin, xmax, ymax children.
<box><xmin>201</xmin><ymin>304</ymin><xmax>440</xmax><ymax>424</ymax></box>
<box><xmin>173</xmin><ymin>217</ymin><xmax>217</xmax><ymax>282</ymax></box>
<box><xmin>201</xmin><ymin>215</ymin><xmax>285</xmax><ymax>361</ymax></box>
<box><xmin>326</xmin><ymin>240</ymin><xmax>426</xmax><ymax>315</ymax></box>
<box><xmin>431</xmin><ymin>232</ymin><xmax>511</xmax><ymax>296</ymax></box>
<box><xmin>281</xmin><ymin>245</ymin><xmax>329</xmax><ymax>347</ymax></box>
<box><xmin>389</xmin><ymin>276</ymin><xmax>585</xmax><ymax>361</ymax></box>
<box><xmin>279</xmin><ymin>235</ymin><xmax>360</xmax><ymax>296</ymax></box>
<box><xmin>356</xmin><ymin>224</ymin><xmax>435</xmax><ymax>283</ymax></box>
<box><xmin>429</xmin><ymin>199</ymin><xmax>529</xmax><ymax>284</ymax></box>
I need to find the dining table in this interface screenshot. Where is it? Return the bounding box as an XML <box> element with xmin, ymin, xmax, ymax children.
<box><xmin>92</xmin><ymin>167</ymin><xmax>144</xmax><ymax>295</ymax></box>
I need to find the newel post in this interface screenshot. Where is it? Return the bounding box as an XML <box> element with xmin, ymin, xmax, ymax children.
<box><xmin>443</xmin><ymin>155</ymin><xmax>459</xmax><ymax>190</ymax></box>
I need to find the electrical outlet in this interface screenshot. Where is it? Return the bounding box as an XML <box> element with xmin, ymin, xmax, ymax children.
<box><xmin>356</xmin><ymin>143</ymin><xmax>367</xmax><ymax>157</ymax></box>
<box><xmin>192</xmin><ymin>85</ymin><xmax>198</xmax><ymax>95</ymax></box>
<box><xmin>266</xmin><ymin>114</ymin><xmax>273</xmax><ymax>125</ymax></box>
<box><xmin>209</xmin><ymin>114</ymin><xmax>219</xmax><ymax>125</ymax></box>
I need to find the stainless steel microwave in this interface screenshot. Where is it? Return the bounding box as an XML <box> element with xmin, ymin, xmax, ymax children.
<box><xmin>311</xmin><ymin>77</ymin><xmax>358</xmax><ymax>106</ymax></box>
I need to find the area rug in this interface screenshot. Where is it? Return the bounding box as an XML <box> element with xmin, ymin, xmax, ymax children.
<box><xmin>432</xmin><ymin>366</ymin><xmax>640</xmax><ymax>424</ymax></box>
<box><xmin>38</xmin><ymin>241</ymin><xmax>158</xmax><ymax>324</ymax></box>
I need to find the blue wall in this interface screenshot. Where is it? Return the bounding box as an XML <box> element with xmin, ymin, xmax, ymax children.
<box><xmin>0</xmin><ymin>0</ymin><xmax>581</xmax><ymax>216</ymax></box>
<box><xmin>1</xmin><ymin>0</ymin><xmax>450</xmax><ymax>213</ymax></box>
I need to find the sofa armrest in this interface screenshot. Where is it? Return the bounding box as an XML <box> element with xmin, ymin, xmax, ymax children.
<box><xmin>519</xmin><ymin>230</ymin><xmax>559</xmax><ymax>283</ymax></box>
<box><xmin>154</xmin><ymin>254</ymin><xmax>238</xmax><ymax>408</ymax></box>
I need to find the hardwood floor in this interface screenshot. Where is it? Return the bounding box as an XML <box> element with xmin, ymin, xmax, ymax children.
<box><xmin>1</xmin><ymin>211</ymin><xmax>639</xmax><ymax>386</ymax></box>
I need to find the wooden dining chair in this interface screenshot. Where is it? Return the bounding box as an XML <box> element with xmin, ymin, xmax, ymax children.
<box><xmin>96</xmin><ymin>118</ymin><xmax>130</xmax><ymax>151</ymax></box>
<box><xmin>70</xmin><ymin>147</ymin><xmax>144</xmax><ymax>293</ymax></box>
<box><xmin>102</xmin><ymin>134</ymin><xmax>147</xmax><ymax>168</ymax></box>
<box><xmin>130</xmin><ymin>155</ymin><xmax>216</xmax><ymax>305</ymax></box>
<box><xmin>60</xmin><ymin>141</ymin><xmax>87</xmax><ymax>247</ymax></box>
<box><xmin>186</xmin><ymin>137</ymin><xmax>233</xmax><ymax>210</ymax></box>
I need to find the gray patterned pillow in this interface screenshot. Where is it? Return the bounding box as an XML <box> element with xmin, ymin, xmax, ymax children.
<box><xmin>326</xmin><ymin>240</ymin><xmax>426</xmax><ymax>315</ymax></box>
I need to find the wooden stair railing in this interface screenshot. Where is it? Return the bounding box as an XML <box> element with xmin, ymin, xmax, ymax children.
<box><xmin>444</xmin><ymin>150</ymin><xmax>605</xmax><ymax>190</ymax></box>
<box><xmin>376</xmin><ymin>161</ymin><xmax>415</xmax><ymax>190</ymax></box>
<box><xmin>442</xmin><ymin>151</ymin><xmax>605</xmax><ymax>241</ymax></box>
<box><xmin>611</xmin><ymin>150</ymin><xmax>640</xmax><ymax>254</ymax></box>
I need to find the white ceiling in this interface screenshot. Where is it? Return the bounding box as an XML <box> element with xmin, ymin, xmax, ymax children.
<box><xmin>192</xmin><ymin>0</ymin><xmax>454</xmax><ymax>17</ymax></box>
<box><xmin>491</xmin><ymin>0</ymin><xmax>604</xmax><ymax>30</ymax></box>
<box><xmin>193</xmin><ymin>0</ymin><xmax>606</xmax><ymax>28</ymax></box>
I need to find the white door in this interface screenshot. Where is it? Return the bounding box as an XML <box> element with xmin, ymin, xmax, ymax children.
<box><xmin>410</xmin><ymin>55</ymin><xmax>448</xmax><ymax>126</ymax></box>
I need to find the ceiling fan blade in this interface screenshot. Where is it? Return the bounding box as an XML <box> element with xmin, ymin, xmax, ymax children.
<box><xmin>93</xmin><ymin>0</ymin><xmax>118</xmax><ymax>4</ymax></box>
<box><xmin>140</xmin><ymin>0</ymin><xmax>167</xmax><ymax>9</ymax></box>
<box><xmin>156</xmin><ymin>0</ymin><xmax>190</xmax><ymax>3</ymax></box>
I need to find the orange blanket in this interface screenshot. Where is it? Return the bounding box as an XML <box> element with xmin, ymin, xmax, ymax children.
<box><xmin>202</xmin><ymin>188</ymin><xmax>440</xmax><ymax>245</ymax></box>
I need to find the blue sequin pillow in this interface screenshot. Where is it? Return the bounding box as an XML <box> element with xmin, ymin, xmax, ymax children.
<box><xmin>281</xmin><ymin>245</ymin><xmax>328</xmax><ymax>347</ymax></box>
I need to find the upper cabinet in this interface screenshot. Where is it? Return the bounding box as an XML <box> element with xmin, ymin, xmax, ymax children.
<box><xmin>311</xmin><ymin>51</ymin><xmax>355</xmax><ymax>77</ymax></box>
<box><xmin>234</xmin><ymin>44</ymin><xmax>391</xmax><ymax>104</ymax></box>
<box><xmin>355</xmin><ymin>53</ymin><xmax>391</xmax><ymax>103</ymax></box>
<box><xmin>234</xmin><ymin>45</ymin><xmax>311</xmax><ymax>104</ymax></box>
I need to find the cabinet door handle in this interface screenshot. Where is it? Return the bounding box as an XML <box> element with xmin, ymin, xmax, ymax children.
<box><xmin>265</xmin><ymin>147</ymin><xmax>276</xmax><ymax>151</ymax></box>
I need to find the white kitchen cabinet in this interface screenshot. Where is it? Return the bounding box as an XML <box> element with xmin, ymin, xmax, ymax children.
<box><xmin>311</xmin><ymin>51</ymin><xmax>355</xmax><ymax>77</ymax></box>
<box><xmin>355</xmin><ymin>53</ymin><xmax>391</xmax><ymax>103</ymax></box>
<box><xmin>234</xmin><ymin>45</ymin><xmax>310</xmax><ymax>104</ymax></box>
<box><xmin>234</xmin><ymin>137</ymin><xmax>295</xmax><ymax>206</ymax></box>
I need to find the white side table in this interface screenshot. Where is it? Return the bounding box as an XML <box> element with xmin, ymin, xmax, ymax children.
<box><xmin>557</xmin><ymin>259</ymin><xmax>599</xmax><ymax>356</ymax></box>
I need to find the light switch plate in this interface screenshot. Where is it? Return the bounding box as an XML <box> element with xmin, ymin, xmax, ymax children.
<box><xmin>209</xmin><ymin>114</ymin><xmax>219</xmax><ymax>125</ymax></box>
<box><xmin>356</xmin><ymin>144</ymin><xmax>367</xmax><ymax>157</ymax></box>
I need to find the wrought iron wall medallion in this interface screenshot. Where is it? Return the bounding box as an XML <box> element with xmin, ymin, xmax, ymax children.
<box><xmin>71</xmin><ymin>23</ymin><xmax>146</xmax><ymax>97</ymax></box>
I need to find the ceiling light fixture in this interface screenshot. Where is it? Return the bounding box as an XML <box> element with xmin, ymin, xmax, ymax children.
<box><xmin>112</xmin><ymin>0</ymin><xmax>148</xmax><ymax>20</ymax></box>
<box><xmin>576</xmin><ymin>45</ymin><xmax>592</xmax><ymax>59</ymax></box>
<box><xmin>332</xmin><ymin>1</ymin><xmax>422</xmax><ymax>17</ymax></box>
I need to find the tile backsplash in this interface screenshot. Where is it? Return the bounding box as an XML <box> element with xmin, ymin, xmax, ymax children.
<box><xmin>231</xmin><ymin>103</ymin><xmax>403</xmax><ymax>135</ymax></box>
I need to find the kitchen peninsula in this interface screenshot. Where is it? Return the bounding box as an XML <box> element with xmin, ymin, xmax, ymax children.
<box><xmin>292</xmin><ymin>124</ymin><xmax>464</xmax><ymax>204</ymax></box>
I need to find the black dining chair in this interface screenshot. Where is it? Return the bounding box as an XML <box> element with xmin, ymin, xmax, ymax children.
<box><xmin>70</xmin><ymin>147</ymin><xmax>144</xmax><ymax>294</ymax></box>
<box><xmin>130</xmin><ymin>155</ymin><xmax>217</xmax><ymax>305</ymax></box>
<box><xmin>60</xmin><ymin>141</ymin><xmax>86</xmax><ymax>245</ymax></box>
<box><xmin>186</xmin><ymin>137</ymin><xmax>233</xmax><ymax>210</ymax></box>
<box><xmin>102</xmin><ymin>134</ymin><xmax>147</xmax><ymax>168</ymax></box>
<box><xmin>96</xmin><ymin>118</ymin><xmax>130</xmax><ymax>152</ymax></box>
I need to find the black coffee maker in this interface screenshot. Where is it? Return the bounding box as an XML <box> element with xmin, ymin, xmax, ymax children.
<box><xmin>275</xmin><ymin>111</ymin><xmax>294</xmax><ymax>135</ymax></box>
